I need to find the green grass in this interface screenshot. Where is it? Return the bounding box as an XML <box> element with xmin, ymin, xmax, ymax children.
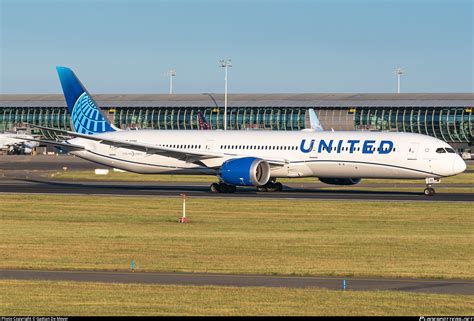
<box><xmin>1</xmin><ymin>280</ymin><xmax>472</xmax><ymax>316</ymax></box>
<box><xmin>1</xmin><ymin>195</ymin><xmax>473</xmax><ymax>279</ymax></box>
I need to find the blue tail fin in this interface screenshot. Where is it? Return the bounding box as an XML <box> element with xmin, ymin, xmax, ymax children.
<box><xmin>56</xmin><ymin>66</ymin><xmax>117</xmax><ymax>134</ymax></box>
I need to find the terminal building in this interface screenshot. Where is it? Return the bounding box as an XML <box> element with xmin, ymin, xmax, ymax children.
<box><xmin>0</xmin><ymin>93</ymin><xmax>473</xmax><ymax>152</ymax></box>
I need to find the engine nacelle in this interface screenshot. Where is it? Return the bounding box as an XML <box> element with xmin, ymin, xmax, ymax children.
<box><xmin>220</xmin><ymin>157</ymin><xmax>271</xmax><ymax>186</ymax></box>
<box><xmin>319</xmin><ymin>178</ymin><xmax>361</xmax><ymax>185</ymax></box>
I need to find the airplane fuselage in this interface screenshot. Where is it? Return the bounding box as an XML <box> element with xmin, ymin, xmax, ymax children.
<box><xmin>68</xmin><ymin>130</ymin><xmax>466</xmax><ymax>180</ymax></box>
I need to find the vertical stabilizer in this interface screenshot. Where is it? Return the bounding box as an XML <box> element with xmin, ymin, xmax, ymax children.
<box><xmin>56</xmin><ymin>66</ymin><xmax>117</xmax><ymax>134</ymax></box>
<box><xmin>304</xmin><ymin>108</ymin><xmax>324</xmax><ymax>131</ymax></box>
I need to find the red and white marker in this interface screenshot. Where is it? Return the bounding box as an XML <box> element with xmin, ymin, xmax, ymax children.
<box><xmin>179</xmin><ymin>193</ymin><xmax>188</xmax><ymax>223</ymax></box>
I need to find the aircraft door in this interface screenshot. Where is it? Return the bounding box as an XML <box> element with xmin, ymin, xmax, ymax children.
<box><xmin>407</xmin><ymin>143</ymin><xmax>419</xmax><ymax>160</ymax></box>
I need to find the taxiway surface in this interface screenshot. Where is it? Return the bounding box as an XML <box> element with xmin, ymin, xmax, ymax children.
<box><xmin>0</xmin><ymin>178</ymin><xmax>472</xmax><ymax>202</ymax></box>
<box><xmin>1</xmin><ymin>270</ymin><xmax>473</xmax><ymax>295</ymax></box>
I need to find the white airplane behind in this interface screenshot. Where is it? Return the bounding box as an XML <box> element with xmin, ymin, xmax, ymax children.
<box><xmin>0</xmin><ymin>132</ymin><xmax>39</xmax><ymax>154</ymax></box>
<box><xmin>30</xmin><ymin>67</ymin><xmax>466</xmax><ymax>196</ymax></box>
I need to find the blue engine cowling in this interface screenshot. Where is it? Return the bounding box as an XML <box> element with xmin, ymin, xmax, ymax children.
<box><xmin>220</xmin><ymin>157</ymin><xmax>271</xmax><ymax>186</ymax></box>
<box><xmin>319</xmin><ymin>178</ymin><xmax>361</xmax><ymax>185</ymax></box>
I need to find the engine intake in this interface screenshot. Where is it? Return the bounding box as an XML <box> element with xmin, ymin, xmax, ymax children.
<box><xmin>220</xmin><ymin>157</ymin><xmax>271</xmax><ymax>186</ymax></box>
<box><xmin>319</xmin><ymin>178</ymin><xmax>361</xmax><ymax>185</ymax></box>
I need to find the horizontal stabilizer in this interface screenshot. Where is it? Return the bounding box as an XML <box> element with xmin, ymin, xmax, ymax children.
<box><xmin>10</xmin><ymin>136</ymin><xmax>85</xmax><ymax>152</ymax></box>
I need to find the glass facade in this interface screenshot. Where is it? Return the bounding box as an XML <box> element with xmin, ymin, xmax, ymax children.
<box><xmin>0</xmin><ymin>107</ymin><xmax>70</xmax><ymax>131</ymax></box>
<box><xmin>355</xmin><ymin>107</ymin><xmax>473</xmax><ymax>143</ymax></box>
<box><xmin>114</xmin><ymin>106</ymin><xmax>307</xmax><ymax>131</ymax></box>
<box><xmin>0</xmin><ymin>105</ymin><xmax>472</xmax><ymax>145</ymax></box>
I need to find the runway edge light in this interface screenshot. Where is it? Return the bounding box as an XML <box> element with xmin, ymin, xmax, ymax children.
<box><xmin>179</xmin><ymin>193</ymin><xmax>189</xmax><ymax>223</ymax></box>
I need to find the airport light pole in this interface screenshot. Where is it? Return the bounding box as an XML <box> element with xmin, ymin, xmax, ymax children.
<box><xmin>167</xmin><ymin>69</ymin><xmax>176</xmax><ymax>95</ymax></box>
<box><xmin>219</xmin><ymin>59</ymin><xmax>232</xmax><ymax>130</ymax></box>
<box><xmin>395</xmin><ymin>67</ymin><xmax>404</xmax><ymax>93</ymax></box>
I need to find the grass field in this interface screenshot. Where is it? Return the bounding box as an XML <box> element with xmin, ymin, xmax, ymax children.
<box><xmin>1</xmin><ymin>195</ymin><xmax>472</xmax><ymax>279</ymax></box>
<box><xmin>1</xmin><ymin>280</ymin><xmax>473</xmax><ymax>316</ymax></box>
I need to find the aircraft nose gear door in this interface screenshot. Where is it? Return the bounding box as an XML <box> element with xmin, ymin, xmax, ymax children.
<box><xmin>407</xmin><ymin>143</ymin><xmax>419</xmax><ymax>160</ymax></box>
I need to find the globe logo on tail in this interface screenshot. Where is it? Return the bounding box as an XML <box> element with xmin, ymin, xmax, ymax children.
<box><xmin>71</xmin><ymin>92</ymin><xmax>114</xmax><ymax>134</ymax></box>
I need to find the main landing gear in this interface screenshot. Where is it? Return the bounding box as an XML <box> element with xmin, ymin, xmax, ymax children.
<box><xmin>424</xmin><ymin>177</ymin><xmax>440</xmax><ymax>196</ymax></box>
<box><xmin>210</xmin><ymin>182</ymin><xmax>237</xmax><ymax>194</ymax></box>
<box><xmin>257</xmin><ymin>180</ymin><xmax>283</xmax><ymax>192</ymax></box>
<box><xmin>209</xmin><ymin>180</ymin><xmax>284</xmax><ymax>194</ymax></box>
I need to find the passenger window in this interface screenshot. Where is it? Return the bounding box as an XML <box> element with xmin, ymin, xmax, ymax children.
<box><xmin>436</xmin><ymin>148</ymin><xmax>446</xmax><ymax>153</ymax></box>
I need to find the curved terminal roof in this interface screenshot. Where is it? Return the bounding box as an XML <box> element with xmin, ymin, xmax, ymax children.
<box><xmin>1</xmin><ymin>93</ymin><xmax>473</xmax><ymax>108</ymax></box>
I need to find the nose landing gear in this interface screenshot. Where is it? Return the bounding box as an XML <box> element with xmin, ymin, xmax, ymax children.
<box><xmin>424</xmin><ymin>177</ymin><xmax>440</xmax><ymax>197</ymax></box>
<box><xmin>424</xmin><ymin>186</ymin><xmax>436</xmax><ymax>196</ymax></box>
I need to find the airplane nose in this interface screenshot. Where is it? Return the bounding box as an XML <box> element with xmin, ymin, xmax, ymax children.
<box><xmin>452</xmin><ymin>156</ymin><xmax>467</xmax><ymax>174</ymax></box>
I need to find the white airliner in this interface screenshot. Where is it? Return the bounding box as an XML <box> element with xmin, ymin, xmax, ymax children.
<box><xmin>29</xmin><ymin>67</ymin><xmax>467</xmax><ymax>196</ymax></box>
<box><xmin>0</xmin><ymin>132</ymin><xmax>39</xmax><ymax>154</ymax></box>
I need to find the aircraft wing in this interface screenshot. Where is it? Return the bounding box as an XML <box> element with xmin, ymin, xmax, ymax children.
<box><xmin>28</xmin><ymin>125</ymin><xmax>287</xmax><ymax>168</ymax></box>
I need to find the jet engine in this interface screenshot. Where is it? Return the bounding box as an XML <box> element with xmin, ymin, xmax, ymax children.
<box><xmin>319</xmin><ymin>178</ymin><xmax>361</xmax><ymax>185</ymax></box>
<box><xmin>220</xmin><ymin>157</ymin><xmax>271</xmax><ymax>186</ymax></box>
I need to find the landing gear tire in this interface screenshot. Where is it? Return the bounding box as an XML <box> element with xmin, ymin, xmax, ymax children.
<box><xmin>424</xmin><ymin>187</ymin><xmax>435</xmax><ymax>196</ymax></box>
<box><xmin>257</xmin><ymin>181</ymin><xmax>283</xmax><ymax>192</ymax></box>
<box><xmin>210</xmin><ymin>183</ymin><xmax>220</xmax><ymax>193</ymax></box>
<box><xmin>210</xmin><ymin>183</ymin><xmax>236</xmax><ymax>194</ymax></box>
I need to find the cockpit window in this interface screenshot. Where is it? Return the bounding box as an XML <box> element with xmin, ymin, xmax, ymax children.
<box><xmin>445</xmin><ymin>148</ymin><xmax>456</xmax><ymax>153</ymax></box>
<box><xmin>436</xmin><ymin>148</ymin><xmax>446</xmax><ymax>153</ymax></box>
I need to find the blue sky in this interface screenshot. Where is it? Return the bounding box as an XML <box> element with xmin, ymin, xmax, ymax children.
<box><xmin>1</xmin><ymin>0</ymin><xmax>472</xmax><ymax>93</ymax></box>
